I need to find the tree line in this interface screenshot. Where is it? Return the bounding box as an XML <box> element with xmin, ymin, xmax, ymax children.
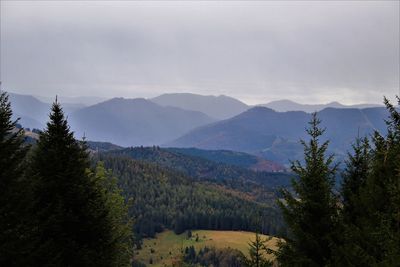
<box><xmin>0</xmin><ymin>92</ymin><xmax>133</xmax><ymax>266</ymax></box>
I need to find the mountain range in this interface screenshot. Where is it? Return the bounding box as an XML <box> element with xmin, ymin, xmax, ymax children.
<box><xmin>6</xmin><ymin>91</ymin><xmax>392</xmax><ymax>163</ymax></box>
<box><xmin>168</xmin><ymin>106</ymin><xmax>390</xmax><ymax>164</ymax></box>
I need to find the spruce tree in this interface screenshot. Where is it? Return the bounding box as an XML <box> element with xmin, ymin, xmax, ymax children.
<box><xmin>276</xmin><ymin>113</ymin><xmax>338</xmax><ymax>267</ymax></box>
<box><xmin>0</xmin><ymin>91</ymin><xmax>29</xmax><ymax>266</ymax></box>
<box><xmin>92</xmin><ymin>162</ymin><xmax>133</xmax><ymax>266</ymax></box>
<box><xmin>341</xmin><ymin>137</ymin><xmax>371</xmax><ymax>223</ymax></box>
<box><xmin>333</xmin><ymin>137</ymin><xmax>372</xmax><ymax>266</ymax></box>
<box><xmin>355</xmin><ymin>97</ymin><xmax>400</xmax><ymax>265</ymax></box>
<box><xmin>28</xmin><ymin>100</ymin><xmax>115</xmax><ymax>266</ymax></box>
<box><xmin>244</xmin><ymin>232</ymin><xmax>272</xmax><ymax>267</ymax></box>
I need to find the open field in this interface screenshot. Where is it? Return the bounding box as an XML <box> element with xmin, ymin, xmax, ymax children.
<box><xmin>135</xmin><ymin>230</ymin><xmax>280</xmax><ymax>266</ymax></box>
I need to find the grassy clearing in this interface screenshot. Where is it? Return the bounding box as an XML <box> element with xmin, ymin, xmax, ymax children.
<box><xmin>134</xmin><ymin>230</ymin><xmax>279</xmax><ymax>266</ymax></box>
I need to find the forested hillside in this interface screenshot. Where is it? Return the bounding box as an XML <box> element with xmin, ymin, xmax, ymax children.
<box><xmin>104</xmin><ymin>146</ymin><xmax>293</xmax><ymax>197</ymax></box>
<box><xmin>166</xmin><ymin>147</ymin><xmax>285</xmax><ymax>172</ymax></box>
<box><xmin>94</xmin><ymin>154</ymin><xmax>284</xmax><ymax>241</ymax></box>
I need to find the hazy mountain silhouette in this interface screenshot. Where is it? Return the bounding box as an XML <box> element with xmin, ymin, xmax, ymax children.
<box><xmin>150</xmin><ymin>93</ymin><xmax>249</xmax><ymax>119</ymax></box>
<box><xmin>8</xmin><ymin>92</ymin><xmax>87</xmax><ymax>129</ymax></box>
<box><xmin>262</xmin><ymin>99</ymin><xmax>382</xmax><ymax>113</ymax></box>
<box><xmin>36</xmin><ymin>95</ymin><xmax>106</xmax><ymax>106</ymax></box>
<box><xmin>69</xmin><ymin>97</ymin><xmax>215</xmax><ymax>146</ymax></box>
<box><xmin>8</xmin><ymin>93</ymin><xmax>50</xmax><ymax>129</ymax></box>
<box><xmin>7</xmin><ymin>91</ymin><xmax>390</xmax><ymax>163</ymax></box>
<box><xmin>168</xmin><ymin>106</ymin><xmax>389</xmax><ymax>164</ymax></box>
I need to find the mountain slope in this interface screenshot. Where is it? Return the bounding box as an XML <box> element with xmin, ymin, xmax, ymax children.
<box><xmin>96</xmin><ymin>154</ymin><xmax>283</xmax><ymax>238</ymax></box>
<box><xmin>262</xmin><ymin>99</ymin><xmax>381</xmax><ymax>113</ymax></box>
<box><xmin>168</xmin><ymin>106</ymin><xmax>390</xmax><ymax>164</ymax></box>
<box><xmin>150</xmin><ymin>93</ymin><xmax>249</xmax><ymax>119</ymax></box>
<box><xmin>105</xmin><ymin>146</ymin><xmax>293</xmax><ymax>195</ymax></box>
<box><xmin>69</xmin><ymin>97</ymin><xmax>215</xmax><ymax>146</ymax></box>
<box><xmin>168</xmin><ymin>107</ymin><xmax>308</xmax><ymax>153</ymax></box>
<box><xmin>8</xmin><ymin>92</ymin><xmax>50</xmax><ymax>129</ymax></box>
<box><xmin>8</xmin><ymin>92</ymin><xmax>85</xmax><ymax>129</ymax></box>
<box><xmin>166</xmin><ymin>147</ymin><xmax>285</xmax><ymax>172</ymax></box>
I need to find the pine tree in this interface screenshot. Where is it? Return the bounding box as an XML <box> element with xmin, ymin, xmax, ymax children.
<box><xmin>341</xmin><ymin>137</ymin><xmax>371</xmax><ymax>223</ymax></box>
<box><xmin>276</xmin><ymin>113</ymin><xmax>338</xmax><ymax>267</ymax></box>
<box><xmin>28</xmin><ymin>100</ymin><xmax>115</xmax><ymax>266</ymax></box>
<box><xmin>92</xmin><ymin>162</ymin><xmax>133</xmax><ymax>266</ymax></box>
<box><xmin>0</xmin><ymin>91</ymin><xmax>29</xmax><ymax>266</ymax></box>
<box><xmin>333</xmin><ymin>137</ymin><xmax>372</xmax><ymax>266</ymax></box>
<box><xmin>244</xmin><ymin>232</ymin><xmax>272</xmax><ymax>267</ymax></box>
<box><xmin>354</xmin><ymin>97</ymin><xmax>400</xmax><ymax>265</ymax></box>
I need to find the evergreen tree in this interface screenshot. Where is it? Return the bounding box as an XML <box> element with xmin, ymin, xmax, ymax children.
<box><xmin>0</xmin><ymin>91</ymin><xmax>29</xmax><ymax>266</ymax></box>
<box><xmin>174</xmin><ymin>215</ymin><xmax>186</xmax><ymax>235</ymax></box>
<box><xmin>92</xmin><ymin>162</ymin><xmax>133</xmax><ymax>266</ymax></box>
<box><xmin>333</xmin><ymin>137</ymin><xmax>372</xmax><ymax>266</ymax></box>
<box><xmin>353</xmin><ymin>97</ymin><xmax>400</xmax><ymax>265</ymax></box>
<box><xmin>341</xmin><ymin>137</ymin><xmax>371</xmax><ymax>222</ymax></box>
<box><xmin>276</xmin><ymin>113</ymin><xmax>338</xmax><ymax>267</ymax></box>
<box><xmin>28</xmin><ymin>100</ymin><xmax>116</xmax><ymax>266</ymax></box>
<box><xmin>244</xmin><ymin>233</ymin><xmax>272</xmax><ymax>267</ymax></box>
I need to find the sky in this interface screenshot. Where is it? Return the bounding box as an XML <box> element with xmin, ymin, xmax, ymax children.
<box><xmin>1</xmin><ymin>1</ymin><xmax>399</xmax><ymax>105</ymax></box>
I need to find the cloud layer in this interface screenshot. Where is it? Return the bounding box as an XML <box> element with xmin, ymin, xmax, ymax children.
<box><xmin>1</xmin><ymin>1</ymin><xmax>399</xmax><ymax>104</ymax></box>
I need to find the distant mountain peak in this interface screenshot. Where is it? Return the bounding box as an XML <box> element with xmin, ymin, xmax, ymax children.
<box><xmin>328</xmin><ymin>101</ymin><xmax>342</xmax><ymax>105</ymax></box>
<box><xmin>150</xmin><ymin>93</ymin><xmax>249</xmax><ymax>119</ymax></box>
<box><xmin>244</xmin><ymin>106</ymin><xmax>276</xmax><ymax>114</ymax></box>
<box><xmin>262</xmin><ymin>99</ymin><xmax>380</xmax><ymax>113</ymax></box>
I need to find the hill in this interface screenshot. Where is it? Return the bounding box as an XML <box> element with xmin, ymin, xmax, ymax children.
<box><xmin>262</xmin><ymin>99</ymin><xmax>382</xmax><ymax>113</ymax></box>
<box><xmin>16</xmin><ymin>123</ymin><xmax>124</xmax><ymax>152</ymax></box>
<box><xmin>95</xmin><ymin>154</ymin><xmax>283</xmax><ymax>240</ymax></box>
<box><xmin>150</xmin><ymin>93</ymin><xmax>249</xmax><ymax>120</ymax></box>
<box><xmin>166</xmin><ymin>147</ymin><xmax>285</xmax><ymax>172</ymax></box>
<box><xmin>69</xmin><ymin>97</ymin><xmax>215</xmax><ymax>146</ymax></box>
<box><xmin>135</xmin><ymin>230</ymin><xmax>279</xmax><ymax>267</ymax></box>
<box><xmin>104</xmin><ymin>146</ymin><xmax>293</xmax><ymax>196</ymax></box>
<box><xmin>86</xmin><ymin>141</ymin><xmax>123</xmax><ymax>152</ymax></box>
<box><xmin>168</xmin><ymin>106</ymin><xmax>390</xmax><ymax>164</ymax></box>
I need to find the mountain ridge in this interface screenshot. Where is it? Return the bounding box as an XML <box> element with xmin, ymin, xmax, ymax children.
<box><xmin>150</xmin><ymin>93</ymin><xmax>249</xmax><ymax>120</ymax></box>
<box><xmin>261</xmin><ymin>99</ymin><xmax>382</xmax><ymax>113</ymax></box>
<box><xmin>69</xmin><ymin>97</ymin><xmax>216</xmax><ymax>146</ymax></box>
<box><xmin>168</xmin><ymin>106</ymin><xmax>390</xmax><ymax>164</ymax></box>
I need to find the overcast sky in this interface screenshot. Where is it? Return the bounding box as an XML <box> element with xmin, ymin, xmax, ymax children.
<box><xmin>1</xmin><ymin>1</ymin><xmax>399</xmax><ymax>105</ymax></box>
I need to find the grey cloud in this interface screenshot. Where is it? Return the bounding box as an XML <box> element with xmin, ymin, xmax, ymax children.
<box><xmin>1</xmin><ymin>1</ymin><xmax>399</xmax><ymax>104</ymax></box>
